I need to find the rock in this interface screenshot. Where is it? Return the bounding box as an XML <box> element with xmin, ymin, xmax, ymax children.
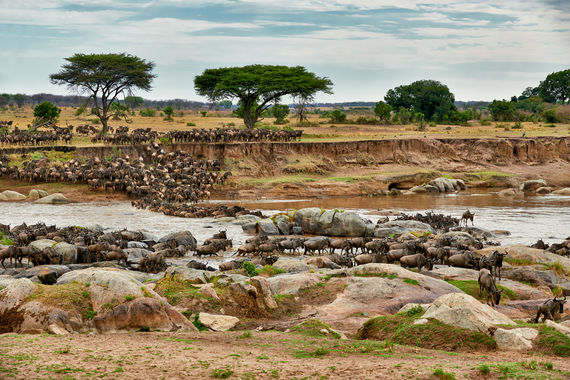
<box><xmin>373</xmin><ymin>220</ymin><xmax>435</xmax><ymax>238</ymax></box>
<box><xmin>429</xmin><ymin>177</ymin><xmax>456</xmax><ymax>192</ymax></box>
<box><xmin>545</xmin><ymin>320</ymin><xmax>570</xmax><ymax>338</ymax></box>
<box><xmin>494</xmin><ymin>328</ymin><xmax>538</xmax><ymax>351</ymax></box>
<box><xmin>479</xmin><ymin>245</ymin><xmax>570</xmax><ymax>268</ymax></box>
<box><xmin>158</xmin><ymin>230</ymin><xmax>197</xmax><ymax>251</ymax></box>
<box><xmin>501</xmin><ymin>266</ymin><xmax>559</xmax><ymax>288</ymax></box>
<box><xmin>164</xmin><ymin>267</ymin><xmax>207</xmax><ymax>284</ymax></box>
<box><xmin>305</xmin><ymin>256</ymin><xmax>341</xmax><ymax>269</ymax></box>
<box><xmin>267</xmin><ymin>273</ymin><xmax>321</xmax><ymax>296</ymax></box>
<box><xmin>14</xmin><ymin>265</ymin><xmax>70</xmax><ymax>284</ymax></box>
<box><xmin>257</xmin><ymin>219</ymin><xmax>280</xmax><ymax>236</ymax></box>
<box><xmin>423</xmin><ymin>293</ymin><xmax>514</xmax><ymax>333</ymax></box>
<box><xmin>197</xmin><ymin>284</ymin><xmax>220</xmax><ymax>302</ymax></box>
<box><xmin>28</xmin><ymin>189</ymin><xmax>41</xmax><ymax>200</ymax></box>
<box><xmin>465</xmin><ymin>227</ymin><xmax>497</xmax><ymax>240</ymax></box>
<box><xmin>293</xmin><ymin>208</ymin><xmax>367</xmax><ymax>237</ymax></box>
<box><xmin>57</xmin><ymin>268</ymin><xmax>146</xmax><ymax>312</ymax></box>
<box><xmin>536</xmin><ymin>187</ymin><xmax>553</xmax><ymax>194</ymax></box>
<box><xmin>498</xmin><ymin>188</ymin><xmax>519</xmax><ymax>198</ymax></box>
<box><xmin>198</xmin><ymin>312</ymin><xmax>239</xmax><ymax>331</ymax></box>
<box><xmin>124</xmin><ymin>248</ymin><xmax>151</xmax><ymax>266</ymax></box>
<box><xmin>27</xmin><ymin>239</ymin><xmax>57</xmax><ymax>257</ymax></box>
<box><xmin>440</xmin><ymin>231</ymin><xmax>480</xmax><ymax>247</ymax></box>
<box><xmin>127</xmin><ymin>241</ymin><xmax>148</xmax><ymax>249</ymax></box>
<box><xmin>409</xmin><ymin>185</ymin><xmax>428</xmax><ymax>194</ymax></box>
<box><xmin>291</xmin><ymin>226</ymin><xmax>303</xmax><ymax>235</ymax></box>
<box><xmin>293</xmin><ymin>208</ymin><xmax>323</xmax><ymax>234</ymax></box>
<box><xmin>0</xmin><ymin>277</ymin><xmax>36</xmax><ymax>314</ymax></box>
<box><xmin>50</xmin><ymin>242</ymin><xmax>77</xmax><ymax>264</ymax></box>
<box><xmin>33</xmin><ymin>193</ymin><xmax>69</xmax><ymax>204</ymax></box>
<box><xmin>228</xmin><ymin>276</ymin><xmax>277</xmax><ymax>314</ymax></box>
<box><xmin>232</xmin><ymin>214</ymin><xmax>262</xmax><ymax>226</ymax></box>
<box><xmin>520</xmin><ymin>179</ymin><xmax>547</xmax><ymax>192</ymax></box>
<box><xmin>553</xmin><ymin>187</ymin><xmax>570</xmax><ymax>196</ymax></box>
<box><xmin>0</xmin><ymin>190</ymin><xmax>26</xmax><ymax>201</ymax></box>
<box><xmin>93</xmin><ymin>297</ymin><xmax>196</xmax><ymax>333</ymax></box>
<box><xmin>250</xmin><ymin>277</ymin><xmax>278</xmax><ymax>310</ymax></box>
<box><xmin>272</xmin><ymin>258</ymin><xmax>310</xmax><ymax>273</ymax></box>
<box><xmin>274</xmin><ymin>215</ymin><xmax>292</xmax><ymax>235</ymax></box>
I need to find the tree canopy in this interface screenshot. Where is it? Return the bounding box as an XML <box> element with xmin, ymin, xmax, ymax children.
<box><xmin>374</xmin><ymin>101</ymin><xmax>392</xmax><ymax>123</ymax></box>
<box><xmin>50</xmin><ymin>53</ymin><xmax>155</xmax><ymax>134</ymax></box>
<box><xmin>33</xmin><ymin>101</ymin><xmax>61</xmax><ymax>125</ymax></box>
<box><xmin>538</xmin><ymin>69</ymin><xmax>570</xmax><ymax>104</ymax></box>
<box><xmin>384</xmin><ymin>80</ymin><xmax>456</xmax><ymax>121</ymax></box>
<box><xmin>194</xmin><ymin>64</ymin><xmax>333</xmax><ymax>128</ymax></box>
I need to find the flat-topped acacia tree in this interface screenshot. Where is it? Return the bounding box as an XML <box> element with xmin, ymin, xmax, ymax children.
<box><xmin>50</xmin><ymin>53</ymin><xmax>155</xmax><ymax>135</ymax></box>
<box><xmin>194</xmin><ymin>64</ymin><xmax>333</xmax><ymax>129</ymax></box>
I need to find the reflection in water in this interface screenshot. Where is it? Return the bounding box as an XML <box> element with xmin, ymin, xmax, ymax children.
<box><xmin>1</xmin><ymin>190</ymin><xmax>569</xmax><ymax>246</ymax></box>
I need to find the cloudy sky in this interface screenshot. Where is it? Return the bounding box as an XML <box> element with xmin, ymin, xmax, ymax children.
<box><xmin>1</xmin><ymin>0</ymin><xmax>568</xmax><ymax>103</ymax></box>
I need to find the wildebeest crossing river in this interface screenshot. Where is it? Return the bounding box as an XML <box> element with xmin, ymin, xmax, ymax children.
<box><xmin>1</xmin><ymin>190</ymin><xmax>569</xmax><ymax>248</ymax></box>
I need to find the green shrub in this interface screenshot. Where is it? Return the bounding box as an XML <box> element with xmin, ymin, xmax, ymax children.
<box><xmin>211</xmin><ymin>367</ymin><xmax>233</xmax><ymax>378</ymax></box>
<box><xmin>139</xmin><ymin>108</ymin><xmax>156</xmax><ymax>117</ymax></box>
<box><xmin>433</xmin><ymin>368</ymin><xmax>456</xmax><ymax>380</ymax></box>
<box><xmin>477</xmin><ymin>364</ymin><xmax>490</xmax><ymax>374</ymax></box>
<box><xmin>186</xmin><ymin>122</ymin><xmax>196</xmax><ymax>126</ymax></box>
<box><xmin>242</xmin><ymin>261</ymin><xmax>259</xmax><ymax>277</ymax></box>
<box><xmin>193</xmin><ymin>313</ymin><xmax>208</xmax><ymax>331</ymax></box>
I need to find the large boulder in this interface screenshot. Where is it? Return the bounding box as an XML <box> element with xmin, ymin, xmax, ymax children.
<box><xmin>158</xmin><ymin>230</ymin><xmax>197</xmax><ymax>251</ymax></box>
<box><xmin>164</xmin><ymin>267</ymin><xmax>207</xmax><ymax>284</ymax></box>
<box><xmin>124</xmin><ymin>248</ymin><xmax>151</xmax><ymax>266</ymax></box>
<box><xmin>293</xmin><ymin>208</ymin><xmax>368</xmax><ymax>237</ymax></box>
<box><xmin>57</xmin><ymin>268</ymin><xmax>146</xmax><ymax>312</ymax></box>
<box><xmin>494</xmin><ymin>328</ymin><xmax>538</xmax><ymax>351</ymax></box>
<box><xmin>33</xmin><ymin>193</ymin><xmax>69</xmax><ymax>204</ymax></box>
<box><xmin>28</xmin><ymin>189</ymin><xmax>48</xmax><ymax>201</ymax></box>
<box><xmin>0</xmin><ymin>277</ymin><xmax>36</xmax><ymax>315</ymax></box>
<box><xmin>274</xmin><ymin>215</ymin><xmax>292</xmax><ymax>235</ymax></box>
<box><xmin>14</xmin><ymin>265</ymin><xmax>70</xmax><ymax>285</ymax></box>
<box><xmin>27</xmin><ymin>239</ymin><xmax>57</xmax><ymax>256</ymax></box>
<box><xmin>0</xmin><ymin>190</ymin><xmax>26</xmax><ymax>201</ymax></box>
<box><xmin>257</xmin><ymin>219</ymin><xmax>280</xmax><ymax>236</ymax></box>
<box><xmin>545</xmin><ymin>320</ymin><xmax>570</xmax><ymax>338</ymax></box>
<box><xmin>93</xmin><ymin>297</ymin><xmax>196</xmax><ymax>333</ymax></box>
<box><xmin>228</xmin><ymin>276</ymin><xmax>277</xmax><ymax>315</ymax></box>
<box><xmin>50</xmin><ymin>242</ymin><xmax>77</xmax><ymax>264</ymax></box>
<box><xmin>520</xmin><ymin>179</ymin><xmax>547</xmax><ymax>192</ymax></box>
<box><xmin>373</xmin><ymin>220</ymin><xmax>435</xmax><ymax>238</ymax></box>
<box><xmin>293</xmin><ymin>208</ymin><xmax>322</xmax><ymax>234</ymax></box>
<box><xmin>272</xmin><ymin>258</ymin><xmax>311</xmax><ymax>273</ymax></box>
<box><xmin>422</xmin><ymin>293</ymin><xmax>514</xmax><ymax>334</ymax></box>
<box><xmin>440</xmin><ymin>231</ymin><xmax>479</xmax><ymax>246</ymax></box>
<box><xmin>429</xmin><ymin>177</ymin><xmax>464</xmax><ymax>192</ymax></box>
<box><xmin>267</xmin><ymin>273</ymin><xmax>321</xmax><ymax>296</ymax></box>
<box><xmin>198</xmin><ymin>312</ymin><xmax>239</xmax><ymax>331</ymax></box>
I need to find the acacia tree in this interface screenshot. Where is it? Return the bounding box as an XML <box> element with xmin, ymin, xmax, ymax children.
<box><xmin>194</xmin><ymin>65</ymin><xmax>332</xmax><ymax>129</ymax></box>
<box><xmin>385</xmin><ymin>80</ymin><xmax>456</xmax><ymax>121</ymax></box>
<box><xmin>539</xmin><ymin>69</ymin><xmax>570</xmax><ymax>104</ymax></box>
<box><xmin>50</xmin><ymin>53</ymin><xmax>155</xmax><ymax>135</ymax></box>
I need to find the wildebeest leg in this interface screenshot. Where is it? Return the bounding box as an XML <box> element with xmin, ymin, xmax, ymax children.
<box><xmin>534</xmin><ymin>310</ymin><xmax>541</xmax><ymax>323</ymax></box>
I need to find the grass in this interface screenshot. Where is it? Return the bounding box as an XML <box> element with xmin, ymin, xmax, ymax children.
<box><xmin>445</xmin><ymin>280</ymin><xmax>518</xmax><ymax>302</ymax></box>
<box><xmin>211</xmin><ymin>367</ymin><xmax>233</xmax><ymax>378</ymax></box>
<box><xmin>402</xmin><ymin>278</ymin><xmax>419</xmax><ymax>286</ymax></box>
<box><xmin>433</xmin><ymin>368</ymin><xmax>456</xmax><ymax>380</ymax></box>
<box><xmin>479</xmin><ymin>360</ymin><xmax>569</xmax><ymax>379</ymax></box>
<box><xmin>353</xmin><ymin>271</ymin><xmax>397</xmax><ymax>279</ymax></box>
<box><xmin>242</xmin><ymin>175</ymin><xmax>318</xmax><ymax>186</ymax></box>
<box><xmin>329</xmin><ymin>175</ymin><xmax>371</xmax><ymax>183</ymax></box>
<box><xmin>25</xmin><ymin>281</ymin><xmax>92</xmax><ymax>316</ymax></box>
<box><xmin>290</xmin><ymin>319</ymin><xmax>342</xmax><ymax>339</ymax></box>
<box><xmin>504</xmin><ymin>256</ymin><xmax>534</xmax><ymax>266</ymax></box>
<box><xmin>356</xmin><ymin>312</ymin><xmax>497</xmax><ymax>352</ymax></box>
<box><xmin>154</xmin><ymin>275</ymin><xmax>213</xmax><ymax>306</ymax></box>
<box><xmin>238</xmin><ymin>331</ymin><xmax>252</xmax><ymax>339</ymax></box>
<box><xmin>542</xmin><ymin>262</ymin><xmax>568</xmax><ymax>276</ymax></box>
<box><xmin>193</xmin><ymin>313</ymin><xmax>209</xmax><ymax>332</ymax></box>
<box><xmin>535</xmin><ymin>326</ymin><xmax>570</xmax><ymax>357</ymax></box>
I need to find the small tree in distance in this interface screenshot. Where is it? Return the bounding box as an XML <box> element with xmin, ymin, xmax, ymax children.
<box><xmin>329</xmin><ymin>109</ymin><xmax>346</xmax><ymax>123</ymax></box>
<box><xmin>272</xmin><ymin>104</ymin><xmax>290</xmax><ymax>124</ymax></box>
<box><xmin>33</xmin><ymin>101</ymin><xmax>61</xmax><ymax>128</ymax></box>
<box><xmin>374</xmin><ymin>101</ymin><xmax>392</xmax><ymax>124</ymax></box>
<box><xmin>163</xmin><ymin>106</ymin><xmax>174</xmax><ymax>120</ymax></box>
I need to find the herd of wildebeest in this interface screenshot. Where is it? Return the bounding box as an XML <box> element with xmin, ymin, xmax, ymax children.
<box><xmin>0</xmin><ymin>121</ymin><xmax>303</xmax><ymax>146</ymax></box>
<box><xmin>0</xmin><ymin>119</ymin><xmax>568</xmax><ymax>326</ymax></box>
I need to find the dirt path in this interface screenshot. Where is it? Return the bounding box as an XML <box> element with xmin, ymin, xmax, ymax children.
<box><xmin>1</xmin><ymin>331</ymin><xmax>568</xmax><ymax>379</ymax></box>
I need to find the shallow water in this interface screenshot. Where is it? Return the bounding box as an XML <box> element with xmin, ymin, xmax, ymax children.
<box><xmin>1</xmin><ymin>190</ymin><xmax>569</xmax><ymax>246</ymax></box>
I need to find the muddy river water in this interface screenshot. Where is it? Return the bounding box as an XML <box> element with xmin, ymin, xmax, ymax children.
<box><xmin>1</xmin><ymin>190</ymin><xmax>569</xmax><ymax>247</ymax></box>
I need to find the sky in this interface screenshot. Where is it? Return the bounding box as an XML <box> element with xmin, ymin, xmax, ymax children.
<box><xmin>0</xmin><ymin>0</ymin><xmax>569</xmax><ymax>103</ymax></box>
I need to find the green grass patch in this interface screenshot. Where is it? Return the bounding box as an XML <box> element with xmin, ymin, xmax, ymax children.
<box><xmin>482</xmin><ymin>360</ymin><xmax>569</xmax><ymax>379</ymax></box>
<box><xmin>445</xmin><ymin>280</ymin><xmax>518</xmax><ymax>302</ymax></box>
<box><xmin>535</xmin><ymin>326</ymin><xmax>570</xmax><ymax>357</ymax></box>
<box><xmin>402</xmin><ymin>278</ymin><xmax>419</xmax><ymax>286</ymax></box>
<box><xmin>193</xmin><ymin>313</ymin><xmax>208</xmax><ymax>332</ymax></box>
<box><xmin>541</xmin><ymin>262</ymin><xmax>568</xmax><ymax>276</ymax></box>
<box><xmin>25</xmin><ymin>282</ymin><xmax>91</xmax><ymax>316</ymax></box>
<box><xmin>290</xmin><ymin>319</ymin><xmax>341</xmax><ymax>339</ymax></box>
<box><xmin>504</xmin><ymin>256</ymin><xmax>534</xmax><ymax>266</ymax></box>
<box><xmin>257</xmin><ymin>265</ymin><xmax>285</xmax><ymax>277</ymax></box>
<box><xmin>353</xmin><ymin>271</ymin><xmax>397</xmax><ymax>279</ymax></box>
<box><xmin>154</xmin><ymin>275</ymin><xmax>211</xmax><ymax>306</ymax></box>
<box><xmin>356</xmin><ymin>313</ymin><xmax>496</xmax><ymax>352</ymax></box>
<box><xmin>329</xmin><ymin>175</ymin><xmax>371</xmax><ymax>183</ymax></box>
<box><xmin>242</xmin><ymin>175</ymin><xmax>318</xmax><ymax>186</ymax></box>
<box><xmin>433</xmin><ymin>368</ymin><xmax>456</xmax><ymax>380</ymax></box>
<box><xmin>211</xmin><ymin>366</ymin><xmax>233</xmax><ymax>378</ymax></box>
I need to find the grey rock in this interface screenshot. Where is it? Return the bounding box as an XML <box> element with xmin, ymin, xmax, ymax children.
<box><xmin>274</xmin><ymin>215</ymin><xmax>292</xmax><ymax>235</ymax></box>
<box><xmin>33</xmin><ymin>193</ymin><xmax>69</xmax><ymax>204</ymax></box>
<box><xmin>158</xmin><ymin>230</ymin><xmax>197</xmax><ymax>251</ymax></box>
<box><xmin>0</xmin><ymin>190</ymin><xmax>26</xmax><ymax>201</ymax></box>
<box><xmin>257</xmin><ymin>219</ymin><xmax>280</xmax><ymax>236</ymax></box>
<box><xmin>165</xmin><ymin>266</ymin><xmax>207</xmax><ymax>284</ymax></box>
<box><xmin>520</xmin><ymin>179</ymin><xmax>547</xmax><ymax>192</ymax></box>
<box><xmin>127</xmin><ymin>241</ymin><xmax>148</xmax><ymax>249</ymax></box>
<box><xmin>373</xmin><ymin>220</ymin><xmax>435</xmax><ymax>238</ymax></box>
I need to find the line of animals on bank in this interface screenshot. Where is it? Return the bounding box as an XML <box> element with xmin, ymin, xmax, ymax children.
<box><xmin>0</xmin><ymin>122</ymin><xmax>303</xmax><ymax>146</ymax></box>
<box><xmin>0</xmin><ymin>216</ymin><xmax>567</xmax><ymax>322</ymax></box>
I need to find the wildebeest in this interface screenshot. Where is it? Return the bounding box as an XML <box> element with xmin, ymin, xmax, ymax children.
<box><xmin>488</xmin><ymin>250</ymin><xmax>508</xmax><ymax>281</ymax></box>
<box><xmin>534</xmin><ymin>297</ymin><xmax>567</xmax><ymax>323</ymax></box>
<box><xmin>460</xmin><ymin>210</ymin><xmax>475</xmax><ymax>227</ymax></box>
<box><xmin>448</xmin><ymin>252</ymin><xmax>477</xmax><ymax>269</ymax></box>
<box><xmin>478</xmin><ymin>269</ymin><xmax>503</xmax><ymax>306</ymax></box>
<box><xmin>304</xmin><ymin>238</ymin><xmax>330</xmax><ymax>255</ymax></box>
<box><xmin>399</xmin><ymin>254</ymin><xmax>434</xmax><ymax>272</ymax></box>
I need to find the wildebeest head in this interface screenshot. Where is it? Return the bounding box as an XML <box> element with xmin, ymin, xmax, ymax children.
<box><xmin>494</xmin><ymin>288</ymin><xmax>504</xmax><ymax>305</ymax></box>
<box><xmin>555</xmin><ymin>296</ymin><xmax>567</xmax><ymax>313</ymax></box>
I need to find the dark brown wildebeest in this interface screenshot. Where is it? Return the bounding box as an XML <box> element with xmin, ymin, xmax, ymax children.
<box><xmin>534</xmin><ymin>297</ymin><xmax>567</xmax><ymax>323</ymax></box>
<box><xmin>478</xmin><ymin>269</ymin><xmax>503</xmax><ymax>306</ymax></box>
<box><xmin>460</xmin><ymin>209</ymin><xmax>475</xmax><ymax>227</ymax></box>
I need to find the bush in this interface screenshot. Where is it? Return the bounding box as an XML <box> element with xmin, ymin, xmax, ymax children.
<box><xmin>480</xmin><ymin>118</ymin><xmax>491</xmax><ymax>126</ymax></box>
<box><xmin>139</xmin><ymin>108</ymin><xmax>156</xmax><ymax>117</ymax></box>
<box><xmin>33</xmin><ymin>101</ymin><xmax>61</xmax><ymax>123</ymax></box>
<box><xmin>542</xmin><ymin>108</ymin><xmax>559</xmax><ymax>123</ymax></box>
<box><xmin>329</xmin><ymin>109</ymin><xmax>346</xmax><ymax>123</ymax></box>
<box><xmin>242</xmin><ymin>261</ymin><xmax>259</xmax><ymax>277</ymax></box>
<box><xmin>163</xmin><ymin>106</ymin><xmax>174</xmax><ymax>120</ymax></box>
<box><xmin>186</xmin><ymin>122</ymin><xmax>196</xmax><ymax>127</ymax></box>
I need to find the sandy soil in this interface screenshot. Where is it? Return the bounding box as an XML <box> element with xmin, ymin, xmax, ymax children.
<box><xmin>1</xmin><ymin>330</ymin><xmax>568</xmax><ymax>380</ymax></box>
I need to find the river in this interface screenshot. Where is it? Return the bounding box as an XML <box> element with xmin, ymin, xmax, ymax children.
<box><xmin>1</xmin><ymin>190</ymin><xmax>569</xmax><ymax>246</ymax></box>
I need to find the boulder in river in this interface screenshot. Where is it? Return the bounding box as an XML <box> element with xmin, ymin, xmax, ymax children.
<box><xmin>158</xmin><ymin>230</ymin><xmax>197</xmax><ymax>251</ymax></box>
<box><xmin>519</xmin><ymin>179</ymin><xmax>547</xmax><ymax>192</ymax></box>
<box><xmin>33</xmin><ymin>193</ymin><xmax>69</xmax><ymax>204</ymax></box>
<box><xmin>0</xmin><ymin>190</ymin><xmax>26</xmax><ymax>201</ymax></box>
<box><xmin>373</xmin><ymin>220</ymin><xmax>435</xmax><ymax>238</ymax></box>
